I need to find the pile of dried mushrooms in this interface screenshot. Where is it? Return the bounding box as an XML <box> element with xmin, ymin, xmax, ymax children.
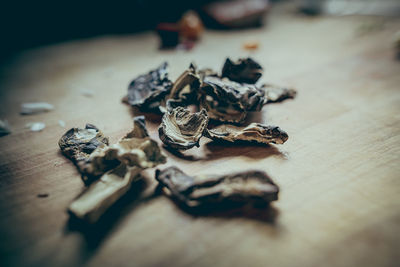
<box><xmin>125</xmin><ymin>57</ymin><xmax>295</xmax><ymax>150</ymax></box>
<box><xmin>59</xmin><ymin>57</ymin><xmax>296</xmax><ymax>223</ymax></box>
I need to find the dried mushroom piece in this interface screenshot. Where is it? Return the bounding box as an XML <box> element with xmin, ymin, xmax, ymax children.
<box><xmin>158</xmin><ymin>107</ymin><xmax>209</xmax><ymax>150</ymax></box>
<box><xmin>261</xmin><ymin>84</ymin><xmax>297</xmax><ymax>103</ymax></box>
<box><xmin>126</xmin><ymin>62</ymin><xmax>173</xmax><ymax>112</ymax></box>
<box><xmin>123</xmin><ymin>116</ymin><xmax>149</xmax><ymax>139</ymax></box>
<box><xmin>69</xmin><ymin>164</ymin><xmax>142</xmax><ymax>223</ymax></box>
<box><xmin>78</xmin><ymin>116</ymin><xmax>163</xmax><ymax>184</ymax></box>
<box><xmin>199</xmin><ymin>76</ymin><xmax>265</xmax><ymax>123</ymax></box>
<box><xmin>168</xmin><ymin>63</ymin><xmax>200</xmax><ymax>102</ymax></box>
<box><xmin>221</xmin><ymin>58</ymin><xmax>263</xmax><ymax>84</ymax></box>
<box><xmin>69</xmin><ymin>117</ymin><xmax>166</xmax><ymax>223</ymax></box>
<box><xmin>205</xmin><ymin>123</ymin><xmax>288</xmax><ymax>145</ymax></box>
<box><xmin>59</xmin><ymin>124</ymin><xmax>109</xmax><ymax>164</ymax></box>
<box><xmin>198</xmin><ymin>68</ymin><xmax>219</xmax><ymax>81</ymax></box>
<box><xmin>156</xmin><ymin>166</ymin><xmax>279</xmax><ymax>208</ymax></box>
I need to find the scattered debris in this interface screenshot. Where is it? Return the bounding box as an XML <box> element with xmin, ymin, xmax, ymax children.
<box><xmin>243</xmin><ymin>41</ymin><xmax>260</xmax><ymax>51</ymax></box>
<box><xmin>26</xmin><ymin>122</ymin><xmax>46</xmax><ymax>132</ymax></box>
<box><xmin>58</xmin><ymin>120</ymin><xmax>66</xmax><ymax>128</ymax></box>
<box><xmin>81</xmin><ymin>89</ymin><xmax>95</xmax><ymax>97</ymax></box>
<box><xmin>156</xmin><ymin>166</ymin><xmax>279</xmax><ymax>208</ymax></box>
<box><xmin>21</xmin><ymin>102</ymin><xmax>54</xmax><ymax>115</ymax></box>
<box><xmin>0</xmin><ymin>120</ymin><xmax>11</xmax><ymax>137</ymax></box>
<box><xmin>37</xmin><ymin>193</ymin><xmax>49</xmax><ymax>198</ymax></box>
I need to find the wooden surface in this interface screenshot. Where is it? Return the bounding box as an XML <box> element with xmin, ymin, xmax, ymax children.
<box><xmin>1</xmin><ymin>5</ymin><xmax>400</xmax><ymax>267</ymax></box>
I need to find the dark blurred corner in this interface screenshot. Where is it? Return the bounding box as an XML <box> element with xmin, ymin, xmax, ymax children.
<box><xmin>0</xmin><ymin>0</ymin><xmax>215</xmax><ymax>61</ymax></box>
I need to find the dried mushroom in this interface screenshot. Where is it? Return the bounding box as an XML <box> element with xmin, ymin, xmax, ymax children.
<box><xmin>126</xmin><ymin>62</ymin><xmax>173</xmax><ymax>112</ymax></box>
<box><xmin>261</xmin><ymin>84</ymin><xmax>297</xmax><ymax>103</ymax></box>
<box><xmin>199</xmin><ymin>76</ymin><xmax>265</xmax><ymax>123</ymax></box>
<box><xmin>159</xmin><ymin>107</ymin><xmax>209</xmax><ymax>150</ymax></box>
<box><xmin>69</xmin><ymin>116</ymin><xmax>166</xmax><ymax>223</ymax></box>
<box><xmin>78</xmin><ymin>116</ymin><xmax>161</xmax><ymax>184</ymax></box>
<box><xmin>69</xmin><ymin>164</ymin><xmax>142</xmax><ymax>223</ymax></box>
<box><xmin>168</xmin><ymin>63</ymin><xmax>200</xmax><ymax>103</ymax></box>
<box><xmin>221</xmin><ymin>58</ymin><xmax>263</xmax><ymax>84</ymax></box>
<box><xmin>156</xmin><ymin>166</ymin><xmax>279</xmax><ymax>208</ymax></box>
<box><xmin>205</xmin><ymin>123</ymin><xmax>288</xmax><ymax>145</ymax></box>
<box><xmin>59</xmin><ymin>124</ymin><xmax>109</xmax><ymax>164</ymax></box>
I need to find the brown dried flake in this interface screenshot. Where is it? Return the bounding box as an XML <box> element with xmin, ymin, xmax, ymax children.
<box><xmin>261</xmin><ymin>84</ymin><xmax>297</xmax><ymax>103</ymax></box>
<box><xmin>199</xmin><ymin>76</ymin><xmax>265</xmax><ymax>123</ymax></box>
<box><xmin>58</xmin><ymin>124</ymin><xmax>109</xmax><ymax>164</ymax></box>
<box><xmin>126</xmin><ymin>62</ymin><xmax>173</xmax><ymax>112</ymax></box>
<box><xmin>168</xmin><ymin>63</ymin><xmax>200</xmax><ymax>103</ymax></box>
<box><xmin>205</xmin><ymin>123</ymin><xmax>288</xmax><ymax>145</ymax></box>
<box><xmin>158</xmin><ymin>107</ymin><xmax>209</xmax><ymax>150</ymax></box>
<box><xmin>221</xmin><ymin>57</ymin><xmax>263</xmax><ymax>84</ymax></box>
<box><xmin>156</xmin><ymin>166</ymin><xmax>279</xmax><ymax>208</ymax></box>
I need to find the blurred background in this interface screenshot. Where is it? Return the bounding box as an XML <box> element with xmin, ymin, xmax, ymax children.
<box><xmin>1</xmin><ymin>0</ymin><xmax>400</xmax><ymax>61</ymax></box>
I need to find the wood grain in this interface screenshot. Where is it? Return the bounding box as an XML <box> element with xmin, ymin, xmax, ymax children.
<box><xmin>1</xmin><ymin>6</ymin><xmax>399</xmax><ymax>267</ymax></box>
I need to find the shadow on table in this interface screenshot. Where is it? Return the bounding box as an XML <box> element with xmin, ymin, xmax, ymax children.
<box><xmin>64</xmin><ymin>178</ymin><xmax>279</xmax><ymax>265</ymax></box>
<box><xmin>64</xmin><ymin>174</ymin><xmax>161</xmax><ymax>264</ymax></box>
<box><xmin>205</xmin><ymin>140</ymin><xmax>287</xmax><ymax>161</ymax></box>
<box><xmin>160</xmin><ymin>190</ymin><xmax>280</xmax><ymax>225</ymax></box>
<box><xmin>162</xmin><ymin>140</ymin><xmax>287</xmax><ymax>162</ymax></box>
<box><xmin>126</xmin><ymin>105</ymin><xmax>163</xmax><ymax>125</ymax></box>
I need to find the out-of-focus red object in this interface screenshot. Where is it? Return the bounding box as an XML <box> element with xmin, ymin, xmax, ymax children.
<box><xmin>179</xmin><ymin>11</ymin><xmax>204</xmax><ymax>41</ymax></box>
<box><xmin>156</xmin><ymin>23</ymin><xmax>180</xmax><ymax>48</ymax></box>
<box><xmin>156</xmin><ymin>10</ymin><xmax>203</xmax><ymax>50</ymax></box>
<box><xmin>201</xmin><ymin>0</ymin><xmax>270</xmax><ymax>29</ymax></box>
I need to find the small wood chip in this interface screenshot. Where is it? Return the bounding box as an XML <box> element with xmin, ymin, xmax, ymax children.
<box><xmin>0</xmin><ymin>120</ymin><xmax>11</xmax><ymax>136</ymax></box>
<box><xmin>26</xmin><ymin>122</ymin><xmax>46</xmax><ymax>132</ymax></box>
<box><xmin>58</xmin><ymin>120</ymin><xmax>66</xmax><ymax>127</ymax></box>
<box><xmin>21</xmin><ymin>102</ymin><xmax>54</xmax><ymax>115</ymax></box>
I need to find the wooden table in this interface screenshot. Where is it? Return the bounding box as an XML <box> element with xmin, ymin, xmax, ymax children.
<box><xmin>1</xmin><ymin>5</ymin><xmax>399</xmax><ymax>267</ymax></box>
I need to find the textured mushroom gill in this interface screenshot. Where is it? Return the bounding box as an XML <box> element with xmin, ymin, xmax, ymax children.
<box><xmin>206</xmin><ymin>123</ymin><xmax>289</xmax><ymax>145</ymax></box>
<box><xmin>58</xmin><ymin>124</ymin><xmax>109</xmax><ymax>164</ymax></box>
<box><xmin>159</xmin><ymin>107</ymin><xmax>209</xmax><ymax>150</ymax></box>
<box><xmin>199</xmin><ymin>76</ymin><xmax>265</xmax><ymax>123</ymax></box>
